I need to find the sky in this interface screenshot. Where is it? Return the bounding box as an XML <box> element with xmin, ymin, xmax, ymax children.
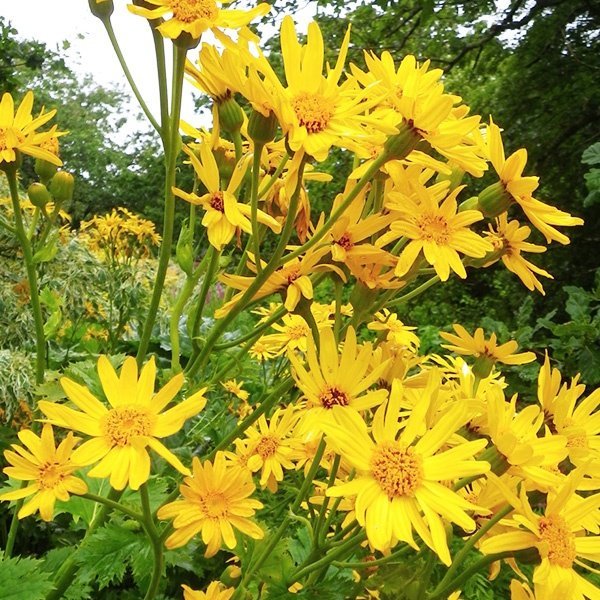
<box><xmin>1</xmin><ymin>1</ymin><xmax>317</xmax><ymax>137</ymax></box>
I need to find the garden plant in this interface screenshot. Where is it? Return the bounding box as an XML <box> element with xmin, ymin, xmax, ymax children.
<box><xmin>0</xmin><ymin>0</ymin><xmax>599</xmax><ymax>599</ymax></box>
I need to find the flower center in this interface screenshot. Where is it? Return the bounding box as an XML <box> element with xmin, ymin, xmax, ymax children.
<box><xmin>169</xmin><ymin>0</ymin><xmax>218</xmax><ymax>23</ymax></box>
<box><xmin>566</xmin><ymin>432</ymin><xmax>587</xmax><ymax>448</ymax></box>
<box><xmin>39</xmin><ymin>462</ymin><xmax>65</xmax><ymax>489</ymax></box>
<box><xmin>371</xmin><ymin>442</ymin><xmax>423</xmax><ymax>499</ymax></box>
<box><xmin>199</xmin><ymin>491</ymin><xmax>229</xmax><ymax>519</ymax></box>
<box><xmin>417</xmin><ymin>214</ymin><xmax>451</xmax><ymax>244</ymax></box>
<box><xmin>102</xmin><ymin>406</ymin><xmax>154</xmax><ymax>447</ymax></box>
<box><xmin>255</xmin><ymin>435</ymin><xmax>279</xmax><ymax>459</ymax></box>
<box><xmin>292</xmin><ymin>92</ymin><xmax>332</xmax><ymax>134</ymax></box>
<box><xmin>336</xmin><ymin>232</ymin><xmax>354</xmax><ymax>250</ymax></box>
<box><xmin>538</xmin><ymin>514</ymin><xmax>576</xmax><ymax>568</ymax></box>
<box><xmin>209</xmin><ymin>192</ymin><xmax>225</xmax><ymax>213</ymax></box>
<box><xmin>319</xmin><ymin>385</ymin><xmax>349</xmax><ymax>409</ymax></box>
<box><xmin>287</xmin><ymin>323</ymin><xmax>309</xmax><ymax>340</ymax></box>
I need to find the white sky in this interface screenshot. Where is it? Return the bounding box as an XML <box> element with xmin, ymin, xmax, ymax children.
<box><xmin>1</xmin><ymin>1</ymin><xmax>317</xmax><ymax>138</ymax></box>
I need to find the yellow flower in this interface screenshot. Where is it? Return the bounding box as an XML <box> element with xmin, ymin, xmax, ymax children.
<box><xmin>288</xmin><ymin>326</ymin><xmax>389</xmax><ymax>429</ymax></box>
<box><xmin>0</xmin><ymin>424</ymin><xmax>87</xmax><ymax>521</ymax></box>
<box><xmin>39</xmin><ymin>356</ymin><xmax>206</xmax><ymax>490</ymax></box>
<box><xmin>244</xmin><ymin>406</ymin><xmax>299</xmax><ymax>492</ymax></box>
<box><xmin>367</xmin><ymin>309</ymin><xmax>420</xmax><ymax>351</ymax></box>
<box><xmin>485</xmin><ymin>119</ymin><xmax>583</xmax><ymax>244</ymax></box>
<box><xmin>174</xmin><ymin>144</ymin><xmax>281</xmax><ymax>250</ymax></box>
<box><xmin>182</xmin><ymin>582</ymin><xmax>234</xmax><ymax>600</ymax></box>
<box><xmin>0</xmin><ymin>91</ymin><xmax>63</xmax><ymax>166</ymax></box>
<box><xmin>486</xmin><ymin>214</ymin><xmax>553</xmax><ymax>294</ymax></box>
<box><xmin>157</xmin><ymin>452</ymin><xmax>264</xmax><ymax>556</ymax></box>
<box><xmin>273</xmin><ymin>17</ymin><xmax>395</xmax><ymax>162</ymax></box>
<box><xmin>378</xmin><ymin>184</ymin><xmax>493</xmax><ymax>281</ymax></box>
<box><xmin>480</xmin><ymin>470</ymin><xmax>600</xmax><ymax>600</ymax></box>
<box><xmin>325</xmin><ymin>388</ymin><xmax>490</xmax><ymax>564</ymax></box>
<box><xmin>440</xmin><ymin>324</ymin><xmax>536</xmax><ymax>367</ymax></box>
<box><xmin>128</xmin><ymin>0</ymin><xmax>269</xmax><ymax>41</ymax></box>
<box><xmin>221</xmin><ymin>379</ymin><xmax>249</xmax><ymax>401</ymax></box>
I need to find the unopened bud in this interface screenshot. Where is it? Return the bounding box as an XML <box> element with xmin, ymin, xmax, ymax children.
<box><xmin>477</xmin><ymin>181</ymin><xmax>512</xmax><ymax>218</ymax></box>
<box><xmin>176</xmin><ymin>223</ymin><xmax>194</xmax><ymax>276</ymax></box>
<box><xmin>88</xmin><ymin>0</ymin><xmax>114</xmax><ymax>20</ymax></box>
<box><xmin>27</xmin><ymin>183</ymin><xmax>52</xmax><ymax>208</ymax></box>
<box><xmin>49</xmin><ymin>171</ymin><xmax>75</xmax><ymax>203</ymax></box>
<box><xmin>383</xmin><ymin>120</ymin><xmax>421</xmax><ymax>160</ymax></box>
<box><xmin>35</xmin><ymin>157</ymin><xmax>59</xmax><ymax>184</ymax></box>
<box><xmin>248</xmin><ymin>109</ymin><xmax>278</xmax><ymax>145</ymax></box>
<box><xmin>217</xmin><ymin>97</ymin><xmax>244</xmax><ymax>135</ymax></box>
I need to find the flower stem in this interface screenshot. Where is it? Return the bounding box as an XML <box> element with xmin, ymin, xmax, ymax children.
<box><xmin>78</xmin><ymin>492</ymin><xmax>144</xmax><ymax>522</ymax></box>
<box><xmin>250</xmin><ymin>142</ymin><xmax>264</xmax><ymax>273</ymax></box>
<box><xmin>6</xmin><ymin>168</ymin><xmax>45</xmax><ymax>385</ymax></box>
<box><xmin>141</xmin><ymin>484</ymin><xmax>164</xmax><ymax>600</ymax></box>
<box><xmin>137</xmin><ymin>44</ymin><xmax>187</xmax><ymax>365</ymax></box>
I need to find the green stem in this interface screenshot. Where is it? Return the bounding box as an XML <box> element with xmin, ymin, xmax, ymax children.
<box><xmin>76</xmin><ymin>492</ymin><xmax>144</xmax><ymax>521</ymax></box>
<box><xmin>149</xmin><ymin>22</ymin><xmax>169</xmax><ymax>141</ymax></box>
<box><xmin>314</xmin><ymin>454</ymin><xmax>340</xmax><ymax>545</ymax></box>
<box><xmin>102</xmin><ymin>18</ymin><xmax>160</xmax><ymax>134</ymax></box>
<box><xmin>46</xmin><ymin>489</ymin><xmax>123</xmax><ymax>600</ymax></box>
<box><xmin>427</xmin><ymin>551</ymin><xmax>514</xmax><ymax>600</ymax></box>
<box><xmin>236</xmin><ymin>437</ymin><xmax>326</xmax><ymax>595</ymax></box>
<box><xmin>136</xmin><ymin>44</ymin><xmax>187</xmax><ymax>365</ymax></box>
<box><xmin>141</xmin><ymin>484</ymin><xmax>163</xmax><ymax>600</ymax></box>
<box><xmin>186</xmin><ymin>160</ymin><xmax>307</xmax><ymax>378</ymax></box>
<box><xmin>6</xmin><ymin>169</ymin><xmax>46</xmax><ymax>385</ymax></box>
<box><xmin>433</xmin><ymin>503</ymin><xmax>513</xmax><ymax>596</ymax></box>
<box><xmin>250</xmin><ymin>142</ymin><xmax>264</xmax><ymax>273</ymax></box>
<box><xmin>258</xmin><ymin>153</ymin><xmax>289</xmax><ymax>199</ymax></box>
<box><xmin>387</xmin><ymin>275</ymin><xmax>440</xmax><ymax>309</ymax></box>
<box><xmin>333</xmin><ymin>544</ymin><xmax>414</xmax><ymax>569</ymax></box>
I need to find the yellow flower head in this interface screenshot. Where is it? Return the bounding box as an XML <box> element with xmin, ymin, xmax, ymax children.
<box><xmin>325</xmin><ymin>384</ymin><xmax>490</xmax><ymax>564</ymax></box>
<box><xmin>378</xmin><ymin>184</ymin><xmax>493</xmax><ymax>281</ymax></box>
<box><xmin>157</xmin><ymin>452</ymin><xmax>264</xmax><ymax>556</ymax></box>
<box><xmin>0</xmin><ymin>91</ymin><xmax>63</xmax><ymax>167</ymax></box>
<box><xmin>182</xmin><ymin>582</ymin><xmax>235</xmax><ymax>600</ymax></box>
<box><xmin>0</xmin><ymin>424</ymin><xmax>87</xmax><ymax>521</ymax></box>
<box><xmin>221</xmin><ymin>379</ymin><xmax>249</xmax><ymax>401</ymax></box>
<box><xmin>39</xmin><ymin>356</ymin><xmax>206</xmax><ymax>490</ymax></box>
<box><xmin>128</xmin><ymin>0</ymin><xmax>270</xmax><ymax>41</ymax></box>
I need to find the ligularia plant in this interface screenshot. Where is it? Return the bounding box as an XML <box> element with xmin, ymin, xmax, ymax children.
<box><xmin>1</xmin><ymin>1</ymin><xmax>597</xmax><ymax>599</ymax></box>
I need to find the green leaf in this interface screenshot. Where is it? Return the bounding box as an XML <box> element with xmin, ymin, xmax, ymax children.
<box><xmin>75</xmin><ymin>522</ymin><xmax>150</xmax><ymax>590</ymax></box>
<box><xmin>0</xmin><ymin>555</ymin><xmax>55</xmax><ymax>600</ymax></box>
<box><xmin>32</xmin><ymin>236</ymin><xmax>59</xmax><ymax>264</ymax></box>
<box><xmin>582</xmin><ymin>142</ymin><xmax>600</xmax><ymax>166</ymax></box>
<box><xmin>564</xmin><ymin>286</ymin><xmax>591</xmax><ymax>322</ymax></box>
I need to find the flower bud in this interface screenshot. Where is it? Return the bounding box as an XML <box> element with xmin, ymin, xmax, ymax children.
<box><xmin>34</xmin><ymin>157</ymin><xmax>59</xmax><ymax>184</ymax></box>
<box><xmin>27</xmin><ymin>182</ymin><xmax>52</xmax><ymax>208</ymax></box>
<box><xmin>248</xmin><ymin>109</ymin><xmax>278</xmax><ymax>145</ymax></box>
<box><xmin>217</xmin><ymin>97</ymin><xmax>244</xmax><ymax>135</ymax></box>
<box><xmin>176</xmin><ymin>223</ymin><xmax>194</xmax><ymax>276</ymax></box>
<box><xmin>383</xmin><ymin>120</ymin><xmax>421</xmax><ymax>160</ymax></box>
<box><xmin>88</xmin><ymin>0</ymin><xmax>114</xmax><ymax>20</ymax></box>
<box><xmin>49</xmin><ymin>171</ymin><xmax>75</xmax><ymax>203</ymax></box>
<box><xmin>220</xmin><ymin>565</ymin><xmax>241</xmax><ymax>587</ymax></box>
<box><xmin>477</xmin><ymin>181</ymin><xmax>512</xmax><ymax>218</ymax></box>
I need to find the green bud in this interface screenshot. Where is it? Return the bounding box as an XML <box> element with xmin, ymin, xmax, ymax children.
<box><xmin>477</xmin><ymin>181</ymin><xmax>512</xmax><ymax>218</ymax></box>
<box><xmin>248</xmin><ymin>109</ymin><xmax>278</xmax><ymax>145</ymax></box>
<box><xmin>217</xmin><ymin>97</ymin><xmax>244</xmax><ymax>135</ymax></box>
<box><xmin>49</xmin><ymin>171</ymin><xmax>75</xmax><ymax>203</ymax></box>
<box><xmin>220</xmin><ymin>565</ymin><xmax>241</xmax><ymax>587</ymax></box>
<box><xmin>383</xmin><ymin>120</ymin><xmax>421</xmax><ymax>160</ymax></box>
<box><xmin>27</xmin><ymin>182</ymin><xmax>52</xmax><ymax>208</ymax></box>
<box><xmin>176</xmin><ymin>223</ymin><xmax>194</xmax><ymax>276</ymax></box>
<box><xmin>88</xmin><ymin>0</ymin><xmax>114</xmax><ymax>20</ymax></box>
<box><xmin>34</xmin><ymin>157</ymin><xmax>59</xmax><ymax>184</ymax></box>
<box><xmin>437</xmin><ymin>165</ymin><xmax>465</xmax><ymax>190</ymax></box>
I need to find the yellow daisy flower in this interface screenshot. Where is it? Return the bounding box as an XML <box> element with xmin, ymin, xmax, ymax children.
<box><xmin>221</xmin><ymin>379</ymin><xmax>249</xmax><ymax>401</ymax></box>
<box><xmin>288</xmin><ymin>326</ymin><xmax>389</xmax><ymax>430</ymax></box>
<box><xmin>128</xmin><ymin>0</ymin><xmax>269</xmax><ymax>41</ymax></box>
<box><xmin>324</xmin><ymin>388</ymin><xmax>490</xmax><ymax>564</ymax></box>
<box><xmin>174</xmin><ymin>144</ymin><xmax>281</xmax><ymax>250</ymax></box>
<box><xmin>157</xmin><ymin>452</ymin><xmax>264</xmax><ymax>556</ymax></box>
<box><xmin>0</xmin><ymin>424</ymin><xmax>87</xmax><ymax>521</ymax></box>
<box><xmin>367</xmin><ymin>309</ymin><xmax>420</xmax><ymax>351</ymax></box>
<box><xmin>378</xmin><ymin>184</ymin><xmax>493</xmax><ymax>281</ymax></box>
<box><xmin>480</xmin><ymin>470</ymin><xmax>600</xmax><ymax>600</ymax></box>
<box><xmin>440</xmin><ymin>324</ymin><xmax>536</xmax><ymax>368</ymax></box>
<box><xmin>484</xmin><ymin>119</ymin><xmax>583</xmax><ymax>244</ymax></box>
<box><xmin>0</xmin><ymin>91</ymin><xmax>63</xmax><ymax>166</ymax></box>
<box><xmin>38</xmin><ymin>356</ymin><xmax>206</xmax><ymax>490</ymax></box>
<box><xmin>486</xmin><ymin>214</ymin><xmax>553</xmax><ymax>294</ymax></box>
<box><xmin>182</xmin><ymin>582</ymin><xmax>234</xmax><ymax>600</ymax></box>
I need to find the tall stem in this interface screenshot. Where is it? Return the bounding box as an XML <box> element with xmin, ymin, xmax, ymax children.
<box><xmin>137</xmin><ymin>44</ymin><xmax>187</xmax><ymax>365</ymax></box>
<box><xmin>6</xmin><ymin>168</ymin><xmax>45</xmax><ymax>385</ymax></box>
<box><xmin>250</xmin><ymin>142</ymin><xmax>264</xmax><ymax>272</ymax></box>
<box><xmin>141</xmin><ymin>484</ymin><xmax>164</xmax><ymax>600</ymax></box>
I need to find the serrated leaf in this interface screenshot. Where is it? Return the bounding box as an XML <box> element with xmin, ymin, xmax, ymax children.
<box><xmin>582</xmin><ymin>142</ymin><xmax>600</xmax><ymax>166</ymax></box>
<box><xmin>0</xmin><ymin>555</ymin><xmax>55</xmax><ymax>599</ymax></box>
<box><xmin>76</xmin><ymin>522</ymin><xmax>150</xmax><ymax>590</ymax></box>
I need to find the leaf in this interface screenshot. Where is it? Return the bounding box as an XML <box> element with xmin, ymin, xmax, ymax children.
<box><xmin>582</xmin><ymin>142</ymin><xmax>600</xmax><ymax>166</ymax></box>
<box><xmin>564</xmin><ymin>286</ymin><xmax>591</xmax><ymax>322</ymax></box>
<box><xmin>75</xmin><ymin>522</ymin><xmax>150</xmax><ymax>590</ymax></box>
<box><xmin>32</xmin><ymin>236</ymin><xmax>59</xmax><ymax>264</ymax></box>
<box><xmin>0</xmin><ymin>555</ymin><xmax>55</xmax><ymax>600</ymax></box>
